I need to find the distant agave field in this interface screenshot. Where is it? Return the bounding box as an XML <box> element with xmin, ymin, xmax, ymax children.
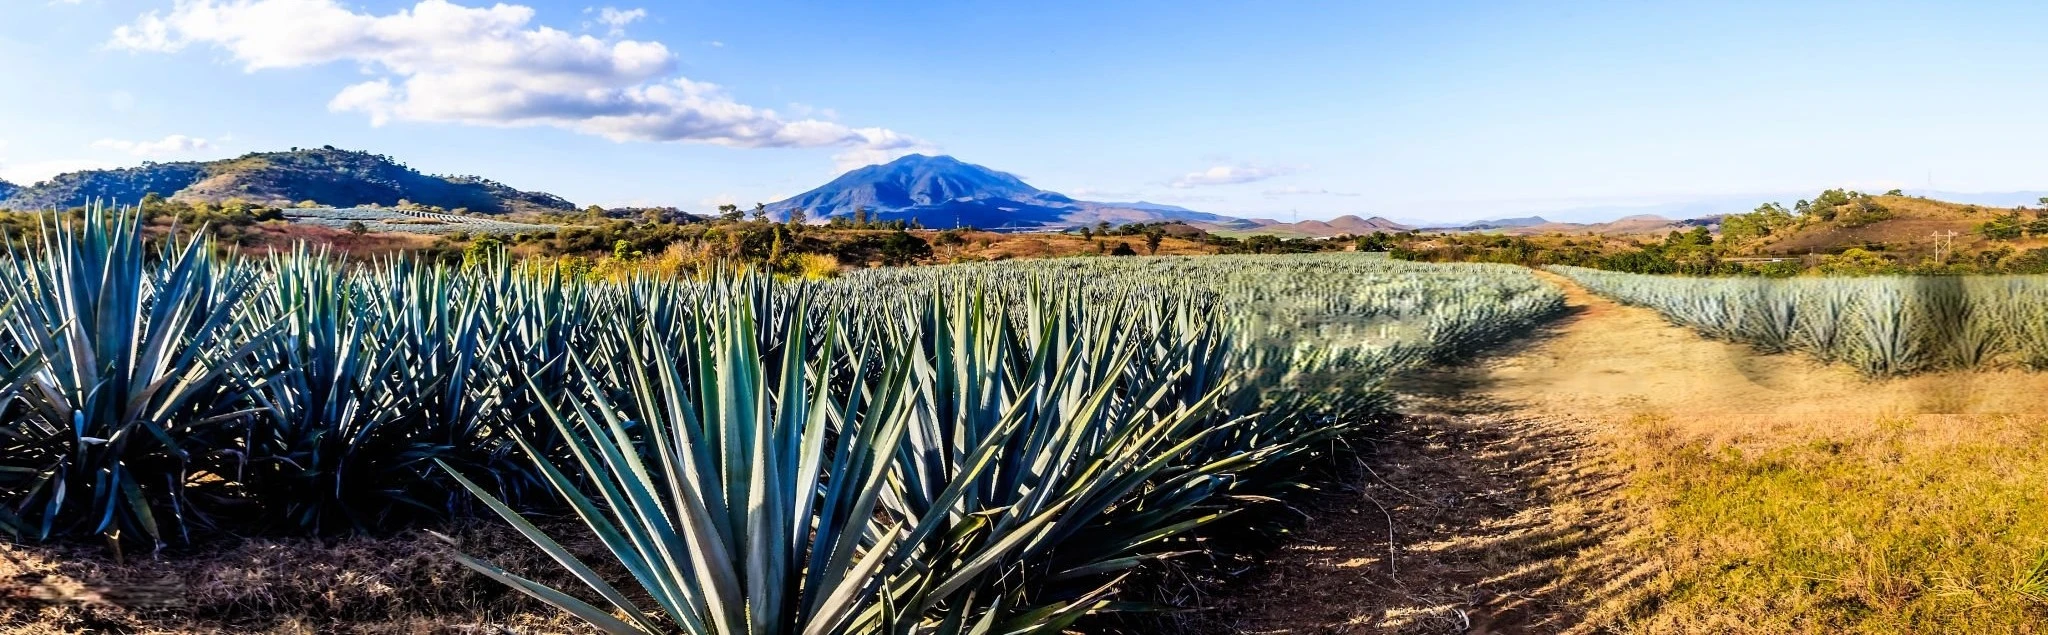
<box><xmin>0</xmin><ymin>209</ymin><xmax>1561</xmax><ymax>632</ymax></box>
<box><xmin>282</xmin><ymin>206</ymin><xmax>557</xmax><ymax>234</ymax></box>
<box><xmin>1550</xmin><ymin>266</ymin><xmax>2048</xmax><ymax>375</ymax></box>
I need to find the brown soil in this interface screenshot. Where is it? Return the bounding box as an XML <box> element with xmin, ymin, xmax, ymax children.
<box><xmin>0</xmin><ymin>520</ymin><xmax>599</xmax><ymax>634</ymax></box>
<box><xmin>1188</xmin><ymin>271</ymin><xmax>2048</xmax><ymax>634</ymax></box>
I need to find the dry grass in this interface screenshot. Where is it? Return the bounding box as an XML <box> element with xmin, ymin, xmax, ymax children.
<box><xmin>1589</xmin><ymin>411</ymin><xmax>2048</xmax><ymax>633</ymax></box>
<box><xmin>1506</xmin><ymin>273</ymin><xmax>2048</xmax><ymax>633</ymax></box>
<box><xmin>1198</xmin><ymin>270</ymin><xmax>2048</xmax><ymax>633</ymax></box>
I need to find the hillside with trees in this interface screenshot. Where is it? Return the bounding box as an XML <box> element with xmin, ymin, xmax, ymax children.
<box><xmin>0</xmin><ymin>147</ymin><xmax>577</xmax><ymax>214</ymax></box>
<box><xmin>1395</xmin><ymin>189</ymin><xmax>2048</xmax><ymax>275</ymax></box>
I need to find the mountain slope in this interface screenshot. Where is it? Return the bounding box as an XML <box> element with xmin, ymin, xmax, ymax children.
<box><xmin>767</xmin><ymin>154</ymin><xmax>1242</xmax><ymax>229</ymax></box>
<box><xmin>0</xmin><ymin>179</ymin><xmax>17</xmax><ymax>202</ymax></box>
<box><xmin>1</xmin><ymin>147</ymin><xmax>576</xmax><ymax>214</ymax></box>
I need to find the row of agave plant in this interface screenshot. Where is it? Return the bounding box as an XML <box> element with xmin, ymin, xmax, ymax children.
<box><xmin>1550</xmin><ymin>265</ymin><xmax>2048</xmax><ymax>375</ymax></box>
<box><xmin>0</xmin><ymin>207</ymin><xmax>1564</xmax><ymax>631</ymax></box>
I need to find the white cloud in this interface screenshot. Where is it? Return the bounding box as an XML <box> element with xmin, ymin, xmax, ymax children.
<box><xmin>592</xmin><ymin>6</ymin><xmax>644</xmax><ymax>36</ymax></box>
<box><xmin>1170</xmin><ymin>164</ymin><xmax>1299</xmax><ymax>188</ymax></box>
<box><xmin>1263</xmin><ymin>186</ymin><xmax>1359</xmax><ymax>198</ymax></box>
<box><xmin>0</xmin><ymin>159</ymin><xmax>118</xmax><ymax>186</ymax></box>
<box><xmin>91</xmin><ymin>134</ymin><xmax>214</xmax><ymax>157</ymax></box>
<box><xmin>112</xmin><ymin>0</ymin><xmax>925</xmax><ymax>163</ymax></box>
<box><xmin>828</xmin><ymin>128</ymin><xmax>935</xmax><ymax>172</ymax></box>
<box><xmin>705</xmin><ymin>40</ymin><xmax>724</xmax><ymax>48</ymax></box>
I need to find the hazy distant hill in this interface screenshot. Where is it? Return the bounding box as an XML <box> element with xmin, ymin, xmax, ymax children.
<box><xmin>0</xmin><ymin>147</ymin><xmax>577</xmax><ymax>214</ymax></box>
<box><xmin>1204</xmin><ymin>214</ymin><xmax>1411</xmax><ymax>237</ymax></box>
<box><xmin>767</xmin><ymin>154</ymin><xmax>1244</xmax><ymax>229</ymax></box>
<box><xmin>0</xmin><ymin>179</ymin><xmax>17</xmax><ymax>202</ymax></box>
<box><xmin>1418</xmin><ymin>216</ymin><xmax>1551</xmax><ymax>231</ymax></box>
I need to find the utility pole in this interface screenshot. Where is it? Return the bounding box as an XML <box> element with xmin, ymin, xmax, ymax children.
<box><xmin>1930</xmin><ymin>230</ymin><xmax>1959</xmax><ymax>262</ymax></box>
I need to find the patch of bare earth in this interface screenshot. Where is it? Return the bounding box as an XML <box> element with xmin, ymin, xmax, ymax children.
<box><xmin>0</xmin><ymin>519</ymin><xmax>603</xmax><ymax>634</ymax></box>
<box><xmin>1184</xmin><ymin>295</ymin><xmax>1634</xmax><ymax>634</ymax></box>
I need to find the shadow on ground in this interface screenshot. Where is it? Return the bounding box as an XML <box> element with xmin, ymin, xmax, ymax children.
<box><xmin>1174</xmin><ymin>305</ymin><xmax>1636</xmax><ymax>634</ymax></box>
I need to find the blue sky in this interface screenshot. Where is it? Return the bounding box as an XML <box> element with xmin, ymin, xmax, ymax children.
<box><xmin>5</xmin><ymin>0</ymin><xmax>2048</xmax><ymax>222</ymax></box>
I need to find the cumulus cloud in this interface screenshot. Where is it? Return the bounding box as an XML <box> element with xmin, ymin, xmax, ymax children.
<box><xmin>1169</xmin><ymin>164</ymin><xmax>1299</xmax><ymax>188</ymax></box>
<box><xmin>111</xmin><ymin>0</ymin><xmax>927</xmax><ymax>163</ymax></box>
<box><xmin>92</xmin><ymin>134</ymin><xmax>214</xmax><ymax>157</ymax></box>
<box><xmin>0</xmin><ymin>159</ymin><xmax>118</xmax><ymax>186</ymax></box>
<box><xmin>591</xmin><ymin>6</ymin><xmax>645</xmax><ymax>36</ymax></box>
<box><xmin>1262</xmin><ymin>186</ymin><xmax>1359</xmax><ymax>198</ymax></box>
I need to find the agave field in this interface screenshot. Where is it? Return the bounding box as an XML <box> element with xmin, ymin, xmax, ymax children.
<box><xmin>282</xmin><ymin>206</ymin><xmax>559</xmax><ymax>234</ymax></box>
<box><xmin>0</xmin><ymin>209</ymin><xmax>1562</xmax><ymax>632</ymax></box>
<box><xmin>1550</xmin><ymin>265</ymin><xmax>2048</xmax><ymax>375</ymax></box>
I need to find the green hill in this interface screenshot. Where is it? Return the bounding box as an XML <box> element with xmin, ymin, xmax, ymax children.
<box><xmin>0</xmin><ymin>147</ymin><xmax>576</xmax><ymax>214</ymax></box>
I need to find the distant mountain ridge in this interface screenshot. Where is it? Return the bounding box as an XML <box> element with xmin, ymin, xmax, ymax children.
<box><xmin>766</xmin><ymin>154</ymin><xmax>1243</xmax><ymax>229</ymax></box>
<box><xmin>0</xmin><ymin>147</ymin><xmax>577</xmax><ymax>214</ymax></box>
<box><xmin>1201</xmin><ymin>214</ymin><xmax>1411</xmax><ymax>237</ymax></box>
<box><xmin>0</xmin><ymin>179</ymin><xmax>17</xmax><ymax>202</ymax></box>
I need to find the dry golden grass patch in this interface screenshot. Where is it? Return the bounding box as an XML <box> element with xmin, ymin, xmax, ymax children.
<box><xmin>1587</xmin><ymin>410</ymin><xmax>2048</xmax><ymax>634</ymax></box>
<box><xmin>1493</xmin><ymin>273</ymin><xmax>2048</xmax><ymax>632</ymax></box>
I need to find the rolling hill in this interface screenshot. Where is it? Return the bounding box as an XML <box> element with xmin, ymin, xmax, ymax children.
<box><xmin>765</xmin><ymin>154</ymin><xmax>1245</xmax><ymax>229</ymax></box>
<box><xmin>1202</xmin><ymin>214</ymin><xmax>1412</xmax><ymax>238</ymax></box>
<box><xmin>1741</xmin><ymin>194</ymin><xmax>2026</xmax><ymax>257</ymax></box>
<box><xmin>0</xmin><ymin>147</ymin><xmax>577</xmax><ymax>214</ymax></box>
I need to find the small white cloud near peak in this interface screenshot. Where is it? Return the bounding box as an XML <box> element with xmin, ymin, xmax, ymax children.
<box><xmin>1170</xmin><ymin>164</ymin><xmax>1300</xmax><ymax>188</ymax></box>
<box><xmin>92</xmin><ymin>134</ymin><xmax>214</xmax><ymax>157</ymax></box>
<box><xmin>592</xmin><ymin>6</ymin><xmax>646</xmax><ymax>36</ymax></box>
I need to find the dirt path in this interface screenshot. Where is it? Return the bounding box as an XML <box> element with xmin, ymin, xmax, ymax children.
<box><xmin>1188</xmin><ymin>271</ymin><xmax>2048</xmax><ymax>634</ymax></box>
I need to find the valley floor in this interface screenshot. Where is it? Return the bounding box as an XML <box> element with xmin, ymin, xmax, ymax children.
<box><xmin>1193</xmin><ymin>272</ymin><xmax>2048</xmax><ymax>633</ymax></box>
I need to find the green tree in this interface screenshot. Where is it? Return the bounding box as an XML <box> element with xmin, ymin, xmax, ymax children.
<box><xmin>878</xmin><ymin>230</ymin><xmax>932</xmax><ymax>265</ymax></box>
<box><xmin>463</xmin><ymin>236</ymin><xmax>505</xmax><ymax>268</ymax></box>
<box><xmin>751</xmin><ymin>203</ymin><xmax>769</xmax><ymax>222</ymax></box>
<box><xmin>1144</xmin><ymin>229</ymin><xmax>1164</xmax><ymax>255</ymax></box>
<box><xmin>1356</xmin><ymin>231</ymin><xmax>1394</xmax><ymax>252</ymax></box>
<box><xmin>718</xmin><ymin>204</ymin><xmax>744</xmax><ymax>222</ymax></box>
<box><xmin>786</xmin><ymin>207</ymin><xmax>808</xmax><ymax>231</ymax></box>
<box><xmin>345</xmin><ymin>221</ymin><xmax>369</xmax><ymax>236</ymax></box>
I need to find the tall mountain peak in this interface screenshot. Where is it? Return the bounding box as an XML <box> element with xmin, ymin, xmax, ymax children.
<box><xmin>767</xmin><ymin>155</ymin><xmax>1237</xmax><ymax>229</ymax></box>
